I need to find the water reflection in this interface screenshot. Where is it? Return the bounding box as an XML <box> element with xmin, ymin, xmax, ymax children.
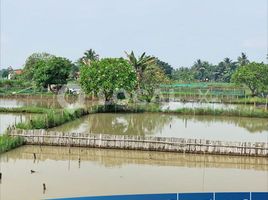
<box><xmin>0</xmin><ymin>97</ymin><xmax>95</xmax><ymax>109</ymax></box>
<box><xmin>0</xmin><ymin>145</ymin><xmax>267</xmax><ymax>200</ymax></box>
<box><xmin>0</xmin><ymin>113</ymin><xmax>36</xmax><ymax>134</ymax></box>
<box><xmin>3</xmin><ymin>145</ymin><xmax>268</xmax><ymax>171</ymax></box>
<box><xmin>161</xmin><ymin>102</ymin><xmax>260</xmax><ymax>111</ymax></box>
<box><xmin>50</xmin><ymin>113</ymin><xmax>268</xmax><ymax>142</ymax></box>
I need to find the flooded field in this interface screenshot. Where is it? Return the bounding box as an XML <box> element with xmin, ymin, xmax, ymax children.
<box><xmin>0</xmin><ymin>145</ymin><xmax>267</xmax><ymax>200</ymax></box>
<box><xmin>0</xmin><ymin>97</ymin><xmax>96</xmax><ymax>109</ymax></box>
<box><xmin>0</xmin><ymin>97</ymin><xmax>262</xmax><ymax>110</ymax></box>
<box><xmin>161</xmin><ymin>101</ymin><xmax>260</xmax><ymax>111</ymax></box>
<box><xmin>0</xmin><ymin>113</ymin><xmax>35</xmax><ymax>134</ymax></box>
<box><xmin>50</xmin><ymin>113</ymin><xmax>268</xmax><ymax>142</ymax></box>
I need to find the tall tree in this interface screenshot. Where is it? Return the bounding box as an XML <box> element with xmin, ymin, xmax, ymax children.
<box><xmin>80</xmin><ymin>58</ymin><xmax>137</xmax><ymax>103</ymax></box>
<box><xmin>231</xmin><ymin>62</ymin><xmax>268</xmax><ymax>96</ymax></box>
<box><xmin>141</xmin><ymin>65</ymin><xmax>169</xmax><ymax>102</ymax></box>
<box><xmin>237</xmin><ymin>52</ymin><xmax>250</xmax><ymax>67</ymax></box>
<box><xmin>23</xmin><ymin>52</ymin><xmax>54</xmax><ymax>80</ymax></box>
<box><xmin>192</xmin><ymin>59</ymin><xmax>213</xmax><ymax>81</ymax></box>
<box><xmin>214</xmin><ymin>58</ymin><xmax>237</xmax><ymax>82</ymax></box>
<box><xmin>125</xmin><ymin>51</ymin><xmax>156</xmax><ymax>88</ymax></box>
<box><xmin>172</xmin><ymin>67</ymin><xmax>195</xmax><ymax>82</ymax></box>
<box><xmin>0</xmin><ymin>69</ymin><xmax>9</xmax><ymax>79</ymax></box>
<box><xmin>79</xmin><ymin>49</ymin><xmax>99</xmax><ymax>66</ymax></box>
<box><xmin>155</xmin><ymin>58</ymin><xmax>174</xmax><ymax>77</ymax></box>
<box><xmin>33</xmin><ymin>56</ymin><xmax>72</xmax><ymax>92</ymax></box>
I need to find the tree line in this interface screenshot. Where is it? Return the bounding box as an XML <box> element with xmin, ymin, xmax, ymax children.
<box><xmin>0</xmin><ymin>50</ymin><xmax>267</xmax><ymax>98</ymax></box>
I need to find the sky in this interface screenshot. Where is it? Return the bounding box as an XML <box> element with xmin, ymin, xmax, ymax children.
<box><xmin>0</xmin><ymin>0</ymin><xmax>267</xmax><ymax>69</ymax></box>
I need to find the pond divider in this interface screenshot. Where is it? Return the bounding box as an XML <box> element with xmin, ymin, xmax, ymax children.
<box><xmin>8</xmin><ymin>129</ymin><xmax>268</xmax><ymax>157</ymax></box>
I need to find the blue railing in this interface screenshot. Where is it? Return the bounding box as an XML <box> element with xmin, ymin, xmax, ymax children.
<box><xmin>50</xmin><ymin>192</ymin><xmax>268</xmax><ymax>200</ymax></box>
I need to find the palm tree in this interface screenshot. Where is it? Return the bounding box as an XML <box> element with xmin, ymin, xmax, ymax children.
<box><xmin>237</xmin><ymin>52</ymin><xmax>249</xmax><ymax>66</ymax></box>
<box><xmin>193</xmin><ymin>59</ymin><xmax>206</xmax><ymax>81</ymax></box>
<box><xmin>125</xmin><ymin>51</ymin><xmax>156</xmax><ymax>88</ymax></box>
<box><xmin>80</xmin><ymin>49</ymin><xmax>99</xmax><ymax>65</ymax></box>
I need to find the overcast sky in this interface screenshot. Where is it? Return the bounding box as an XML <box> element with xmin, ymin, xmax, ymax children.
<box><xmin>0</xmin><ymin>0</ymin><xmax>267</xmax><ymax>69</ymax></box>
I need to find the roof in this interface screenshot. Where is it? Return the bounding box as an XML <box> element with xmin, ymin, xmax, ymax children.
<box><xmin>13</xmin><ymin>69</ymin><xmax>23</xmax><ymax>75</ymax></box>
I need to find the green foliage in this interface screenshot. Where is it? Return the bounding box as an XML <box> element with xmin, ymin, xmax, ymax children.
<box><xmin>0</xmin><ymin>106</ymin><xmax>50</xmax><ymax>113</ymax></box>
<box><xmin>237</xmin><ymin>52</ymin><xmax>250</xmax><ymax>67</ymax></box>
<box><xmin>125</xmin><ymin>51</ymin><xmax>156</xmax><ymax>88</ymax></box>
<box><xmin>89</xmin><ymin>104</ymin><xmax>268</xmax><ymax>118</ymax></box>
<box><xmin>80</xmin><ymin>58</ymin><xmax>137</xmax><ymax>102</ymax></box>
<box><xmin>172</xmin><ymin>67</ymin><xmax>195</xmax><ymax>82</ymax></box>
<box><xmin>0</xmin><ymin>79</ymin><xmax>32</xmax><ymax>94</ymax></box>
<box><xmin>214</xmin><ymin>58</ymin><xmax>237</xmax><ymax>82</ymax></box>
<box><xmin>165</xmin><ymin>107</ymin><xmax>268</xmax><ymax>118</ymax></box>
<box><xmin>231</xmin><ymin>62</ymin><xmax>268</xmax><ymax>96</ymax></box>
<box><xmin>0</xmin><ymin>135</ymin><xmax>25</xmax><ymax>153</ymax></box>
<box><xmin>156</xmin><ymin>58</ymin><xmax>174</xmax><ymax>77</ymax></box>
<box><xmin>0</xmin><ymin>69</ymin><xmax>9</xmax><ymax>79</ymax></box>
<box><xmin>16</xmin><ymin>108</ymin><xmax>89</xmax><ymax>129</ymax></box>
<box><xmin>33</xmin><ymin>56</ymin><xmax>72</xmax><ymax>92</ymax></box>
<box><xmin>141</xmin><ymin>65</ymin><xmax>169</xmax><ymax>102</ymax></box>
<box><xmin>23</xmin><ymin>52</ymin><xmax>54</xmax><ymax>80</ymax></box>
<box><xmin>172</xmin><ymin>54</ymin><xmax>249</xmax><ymax>83</ymax></box>
<box><xmin>78</xmin><ymin>49</ymin><xmax>99</xmax><ymax>66</ymax></box>
<box><xmin>92</xmin><ymin>104</ymin><xmax>162</xmax><ymax>113</ymax></box>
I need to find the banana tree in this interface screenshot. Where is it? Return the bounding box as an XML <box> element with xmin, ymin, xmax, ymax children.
<box><xmin>125</xmin><ymin>51</ymin><xmax>156</xmax><ymax>89</ymax></box>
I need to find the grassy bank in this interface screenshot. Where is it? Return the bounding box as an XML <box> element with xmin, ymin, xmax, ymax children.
<box><xmin>0</xmin><ymin>106</ymin><xmax>51</xmax><ymax>113</ymax></box>
<box><xmin>94</xmin><ymin>104</ymin><xmax>268</xmax><ymax>118</ymax></box>
<box><xmin>16</xmin><ymin>108</ymin><xmax>89</xmax><ymax>129</ymax></box>
<box><xmin>161</xmin><ymin>93</ymin><xmax>268</xmax><ymax>105</ymax></box>
<box><xmin>0</xmin><ymin>134</ymin><xmax>25</xmax><ymax>153</ymax></box>
<box><xmin>165</xmin><ymin>107</ymin><xmax>268</xmax><ymax>118</ymax></box>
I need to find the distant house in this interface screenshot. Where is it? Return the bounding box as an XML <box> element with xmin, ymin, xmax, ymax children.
<box><xmin>8</xmin><ymin>68</ymin><xmax>23</xmax><ymax>80</ymax></box>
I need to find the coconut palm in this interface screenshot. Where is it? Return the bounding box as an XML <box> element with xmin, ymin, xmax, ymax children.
<box><xmin>79</xmin><ymin>49</ymin><xmax>99</xmax><ymax>65</ymax></box>
<box><xmin>193</xmin><ymin>59</ymin><xmax>206</xmax><ymax>81</ymax></box>
<box><xmin>237</xmin><ymin>52</ymin><xmax>249</xmax><ymax>67</ymax></box>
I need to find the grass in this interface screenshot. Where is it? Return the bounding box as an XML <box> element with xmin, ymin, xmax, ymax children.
<box><xmin>93</xmin><ymin>104</ymin><xmax>268</xmax><ymax>118</ymax></box>
<box><xmin>0</xmin><ymin>106</ymin><xmax>51</xmax><ymax>113</ymax></box>
<box><xmin>15</xmin><ymin>108</ymin><xmax>89</xmax><ymax>129</ymax></box>
<box><xmin>0</xmin><ymin>134</ymin><xmax>25</xmax><ymax>153</ymax></box>
<box><xmin>163</xmin><ymin>107</ymin><xmax>268</xmax><ymax>118</ymax></box>
<box><xmin>94</xmin><ymin>104</ymin><xmax>162</xmax><ymax>113</ymax></box>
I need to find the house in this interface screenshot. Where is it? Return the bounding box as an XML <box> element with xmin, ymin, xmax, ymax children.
<box><xmin>8</xmin><ymin>68</ymin><xmax>23</xmax><ymax>80</ymax></box>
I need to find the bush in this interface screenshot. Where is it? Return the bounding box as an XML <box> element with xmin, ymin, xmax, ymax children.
<box><xmin>0</xmin><ymin>135</ymin><xmax>25</xmax><ymax>153</ymax></box>
<box><xmin>16</xmin><ymin>108</ymin><xmax>89</xmax><ymax>129</ymax></box>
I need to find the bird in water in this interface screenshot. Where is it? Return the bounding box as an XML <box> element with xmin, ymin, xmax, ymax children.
<box><xmin>30</xmin><ymin>170</ymin><xmax>36</xmax><ymax>174</ymax></box>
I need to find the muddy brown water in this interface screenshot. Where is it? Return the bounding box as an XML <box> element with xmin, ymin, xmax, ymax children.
<box><xmin>0</xmin><ymin>113</ymin><xmax>36</xmax><ymax>134</ymax></box>
<box><xmin>49</xmin><ymin>113</ymin><xmax>268</xmax><ymax>143</ymax></box>
<box><xmin>0</xmin><ymin>97</ymin><xmax>262</xmax><ymax>110</ymax></box>
<box><xmin>0</xmin><ymin>145</ymin><xmax>267</xmax><ymax>200</ymax></box>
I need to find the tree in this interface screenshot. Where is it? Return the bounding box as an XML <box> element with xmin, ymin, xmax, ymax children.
<box><xmin>80</xmin><ymin>58</ymin><xmax>137</xmax><ymax>103</ymax></box>
<box><xmin>125</xmin><ymin>51</ymin><xmax>156</xmax><ymax>88</ymax></box>
<box><xmin>23</xmin><ymin>52</ymin><xmax>54</xmax><ymax>80</ymax></box>
<box><xmin>141</xmin><ymin>65</ymin><xmax>168</xmax><ymax>102</ymax></box>
<box><xmin>237</xmin><ymin>52</ymin><xmax>250</xmax><ymax>67</ymax></box>
<box><xmin>0</xmin><ymin>69</ymin><xmax>9</xmax><ymax>79</ymax></box>
<box><xmin>231</xmin><ymin>62</ymin><xmax>268</xmax><ymax>96</ymax></box>
<box><xmin>155</xmin><ymin>58</ymin><xmax>174</xmax><ymax>77</ymax></box>
<box><xmin>78</xmin><ymin>49</ymin><xmax>99</xmax><ymax>66</ymax></box>
<box><xmin>172</xmin><ymin>67</ymin><xmax>195</xmax><ymax>82</ymax></box>
<box><xmin>33</xmin><ymin>56</ymin><xmax>72</xmax><ymax>92</ymax></box>
<box><xmin>214</xmin><ymin>58</ymin><xmax>237</xmax><ymax>82</ymax></box>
